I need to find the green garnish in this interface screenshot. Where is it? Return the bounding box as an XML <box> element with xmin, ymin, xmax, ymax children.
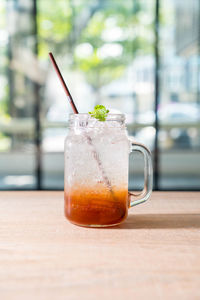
<box><xmin>89</xmin><ymin>105</ymin><xmax>109</xmax><ymax>122</ymax></box>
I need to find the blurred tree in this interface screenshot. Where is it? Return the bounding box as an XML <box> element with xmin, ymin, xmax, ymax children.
<box><xmin>38</xmin><ymin>0</ymin><xmax>153</xmax><ymax>97</ymax></box>
<box><xmin>0</xmin><ymin>2</ymin><xmax>9</xmax><ymax>118</ymax></box>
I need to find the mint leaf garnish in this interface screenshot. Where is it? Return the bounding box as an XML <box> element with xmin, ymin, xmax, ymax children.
<box><xmin>89</xmin><ymin>105</ymin><xmax>109</xmax><ymax>122</ymax></box>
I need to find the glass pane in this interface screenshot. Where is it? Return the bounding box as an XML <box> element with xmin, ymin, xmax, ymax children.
<box><xmin>38</xmin><ymin>0</ymin><xmax>155</xmax><ymax>190</ymax></box>
<box><xmin>159</xmin><ymin>0</ymin><xmax>200</xmax><ymax>189</ymax></box>
<box><xmin>2</xmin><ymin>0</ymin><xmax>199</xmax><ymax>191</ymax></box>
<box><xmin>0</xmin><ymin>0</ymin><xmax>36</xmax><ymax>189</ymax></box>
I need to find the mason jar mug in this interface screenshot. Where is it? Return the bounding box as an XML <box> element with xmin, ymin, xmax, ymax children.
<box><xmin>64</xmin><ymin>114</ymin><xmax>153</xmax><ymax>227</ymax></box>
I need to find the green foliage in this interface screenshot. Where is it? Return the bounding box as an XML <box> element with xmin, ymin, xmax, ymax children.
<box><xmin>37</xmin><ymin>0</ymin><xmax>72</xmax><ymax>57</ymax></box>
<box><xmin>38</xmin><ymin>0</ymin><xmax>153</xmax><ymax>92</ymax></box>
<box><xmin>89</xmin><ymin>105</ymin><xmax>109</xmax><ymax>121</ymax></box>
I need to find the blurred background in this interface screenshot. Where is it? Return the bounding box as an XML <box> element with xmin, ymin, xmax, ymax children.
<box><xmin>0</xmin><ymin>0</ymin><xmax>200</xmax><ymax>190</ymax></box>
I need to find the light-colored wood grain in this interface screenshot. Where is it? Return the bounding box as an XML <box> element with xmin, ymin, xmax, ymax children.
<box><xmin>0</xmin><ymin>191</ymin><xmax>200</xmax><ymax>300</ymax></box>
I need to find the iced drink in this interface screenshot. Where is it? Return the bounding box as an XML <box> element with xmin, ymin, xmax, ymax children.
<box><xmin>64</xmin><ymin>114</ymin><xmax>130</xmax><ymax>227</ymax></box>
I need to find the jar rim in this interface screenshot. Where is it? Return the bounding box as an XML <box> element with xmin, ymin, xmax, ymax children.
<box><xmin>69</xmin><ymin>113</ymin><xmax>125</xmax><ymax>122</ymax></box>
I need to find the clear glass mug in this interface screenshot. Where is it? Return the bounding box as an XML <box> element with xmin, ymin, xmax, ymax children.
<box><xmin>64</xmin><ymin>114</ymin><xmax>153</xmax><ymax>227</ymax></box>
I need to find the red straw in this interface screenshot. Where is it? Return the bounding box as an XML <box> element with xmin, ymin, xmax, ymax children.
<box><xmin>49</xmin><ymin>54</ymin><xmax>114</xmax><ymax>196</ymax></box>
<box><xmin>48</xmin><ymin>52</ymin><xmax>78</xmax><ymax>114</ymax></box>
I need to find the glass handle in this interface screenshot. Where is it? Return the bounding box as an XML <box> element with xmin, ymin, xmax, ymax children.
<box><xmin>128</xmin><ymin>138</ymin><xmax>153</xmax><ymax>207</ymax></box>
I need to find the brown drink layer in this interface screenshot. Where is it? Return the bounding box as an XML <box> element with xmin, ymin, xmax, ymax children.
<box><xmin>64</xmin><ymin>187</ymin><xmax>128</xmax><ymax>226</ymax></box>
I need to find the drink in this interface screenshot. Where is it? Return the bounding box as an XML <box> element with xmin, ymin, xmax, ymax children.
<box><xmin>64</xmin><ymin>113</ymin><xmax>152</xmax><ymax>227</ymax></box>
<box><xmin>64</xmin><ymin>114</ymin><xmax>129</xmax><ymax>226</ymax></box>
<box><xmin>64</xmin><ymin>186</ymin><xmax>128</xmax><ymax>226</ymax></box>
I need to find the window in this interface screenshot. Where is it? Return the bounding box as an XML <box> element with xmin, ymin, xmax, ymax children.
<box><xmin>0</xmin><ymin>0</ymin><xmax>199</xmax><ymax>190</ymax></box>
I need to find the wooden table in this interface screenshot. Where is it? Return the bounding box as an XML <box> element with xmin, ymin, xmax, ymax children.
<box><xmin>1</xmin><ymin>191</ymin><xmax>200</xmax><ymax>300</ymax></box>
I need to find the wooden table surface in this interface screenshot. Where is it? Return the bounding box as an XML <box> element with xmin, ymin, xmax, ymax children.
<box><xmin>1</xmin><ymin>191</ymin><xmax>200</xmax><ymax>300</ymax></box>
